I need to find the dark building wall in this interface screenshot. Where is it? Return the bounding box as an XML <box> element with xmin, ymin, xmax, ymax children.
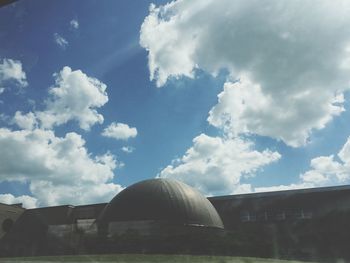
<box><xmin>208</xmin><ymin>185</ymin><xmax>350</xmax><ymax>260</ymax></box>
<box><xmin>0</xmin><ymin>202</ymin><xmax>25</xmax><ymax>256</ymax></box>
<box><xmin>208</xmin><ymin>185</ymin><xmax>350</xmax><ymax>229</ymax></box>
<box><xmin>0</xmin><ymin>203</ymin><xmax>24</xmax><ymax>240</ymax></box>
<box><xmin>0</xmin><ymin>203</ymin><xmax>107</xmax><ymax>256</ymax></box>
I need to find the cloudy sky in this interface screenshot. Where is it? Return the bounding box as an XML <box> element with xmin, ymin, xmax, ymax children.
<box><xmin>1</xmin><ymin>0</ymin><xmax>350</xmax><ymax>208</ymax></box>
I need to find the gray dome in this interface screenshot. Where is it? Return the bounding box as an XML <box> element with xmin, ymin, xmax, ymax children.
<box><xmin>99</xmin><ymin>178</ymin><xmax>224</xmax><ymax>229</ymax></box>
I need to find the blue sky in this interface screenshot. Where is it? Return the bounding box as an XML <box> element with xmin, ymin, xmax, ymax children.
<box><xmin>1</xmin><ymin>0</ymin><xmax>350</xmax><ymax>208</ymax></box>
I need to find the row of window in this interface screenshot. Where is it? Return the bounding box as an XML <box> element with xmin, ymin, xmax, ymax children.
<box><xmin>240</xmin><ymin>209</ymin><xmax>313</xmax><ymax>222</ymax></box>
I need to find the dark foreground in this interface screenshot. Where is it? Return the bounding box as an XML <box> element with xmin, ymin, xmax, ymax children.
<box><xmin>0</xmin><ymin>254</ymin><xmax>314</xmax><ymax>263</ymax></box>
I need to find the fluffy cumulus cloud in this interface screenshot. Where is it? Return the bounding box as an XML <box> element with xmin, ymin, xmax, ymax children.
<box><xmin>255</xmin><ymin>136</ymin><xmax>350</xmax><ymax>192</ymax></box>
<box><xmin>13</xmin><ymin>66</ymin><xmax>109</xmax><ymax>131</ymax></box>
<box><xmin>300</xmin><ymin>137</ymin><xmax>350</xmax><ymax>185</ymax></box>
<box><xmin>0</xmin><ymin>58</ymin><xmax>27</xmax><ymax>91</ymax></box>
<box><xmin>208</xmin><ymin>76</ymin><xmax>345</xmax><ymax>147</ymax></box>
<box><xmin>54</xmin><ymin>33</ymin><xmax>68</xmax><ymax>49</ymax></box>
<box><xmin>122</xmin><ymin>146</ymin><xmax>135</xmax><ymax>154</ymax></box>
<box><xmin>38</xmin><ymin>66</ymin><xmax>108</xmax><ymax>130</ymax></box>
<box><xmin>140</xmin><ymin>0</ymin><xmax>350</xmax><ymax>147</ymax></box>
<box><xmin>102</xmin><ymin>122</ymin><xmax>138</xmax><ymax>140</ymax></box>
<box><xmin>0</xmin><ymin>194</ymin><xmax>38</xmax><ymax>209</ymax></box>
<box><xmin>1</xmin><ymin>66</ymin><xmax>128</xmax><ymax>206</ymax></box>
<box><xmin>0</xmin><ymin>128</ymin><xmax>123</xmax><ymax>206</ymax></box>
<box><xmin>159</xmin><ymin>133</ymin><xmax>280</xmax><ymax>195</ymax></box>
<box><xmin>70</xmin><ymin>19</ymin><xmax>79</xmax><ymax>30</ymax></box>
<box><xmin>13</xmin><ymin>111</ymin><xmax>38</xmax><ymax>130</ymax></box>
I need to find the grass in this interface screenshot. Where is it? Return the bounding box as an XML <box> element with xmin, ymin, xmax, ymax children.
<box><xmin>0</xmin><ymin>254</ymin><xmax>314</xmax><ymax>263</ymax></box>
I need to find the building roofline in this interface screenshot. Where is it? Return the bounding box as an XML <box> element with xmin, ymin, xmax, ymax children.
<box><xmin>208</xmin><ymin>184</ymin><xmax>350</xmax><ymax>201</ymax></box>
<box><xmin>28</xmin><ymin>204</ymin><xmax>74</xmax><ymax>211</ymax></box>
<box><xmin>27</xmin><ymin>202</ymin><xmax>108</xmax><ymax>211</ymax></box>
<box><xmin>0</xmin><ymin>202</ymin><xmax>25</xmax><ymax>210</ymax></box>
<box><xmin>74</xmin><ymin>202</ymin><xmax>107</xmax><ymax>208</ymax></box>
<box><xmin>7</xmin><ymin>185</ymin><xmax>350</xmax><ymax>211</ymax></box>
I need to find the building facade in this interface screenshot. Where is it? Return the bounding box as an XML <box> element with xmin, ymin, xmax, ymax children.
<box><xmin>208</xmin><ymin>185</ymin><xmax>350</xmax><ymax>260</ymax></box>
<box><xmin>1</xmin><ymin>181</ymin><xmax>350</xmax><ymax>260</ymax></box>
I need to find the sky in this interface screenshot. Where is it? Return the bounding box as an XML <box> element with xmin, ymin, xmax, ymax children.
<box><xmin>1</xmin><ymin>0</ymin><xmax>350</xmax><ymax>208</ymax></box>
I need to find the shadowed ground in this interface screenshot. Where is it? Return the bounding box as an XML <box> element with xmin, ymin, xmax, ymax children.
<box><xmin>0</xmin><ymin>254</ymin><xmax>315</xmax><ymax>263</ymax></box>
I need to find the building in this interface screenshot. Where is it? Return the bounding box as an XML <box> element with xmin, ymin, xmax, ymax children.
<box><xmin>0</xmin><ymin>179</ymin><xmax>224</xmax><ymax>256</ymax></box>
<box><xmin>208</xmin><ymin>185</ymin><xmax>350</xmax><ymax>260</ymax></box>
<box><xmin>97</xmin><ymin>179</ymin><xmax>224</xmax><ymax>237</ymax></box>
<box><xmin>0</xmin><ymin>202</ymin><xmax>24</xmax><ymax>240</ymax></box>
<box><xmin>1</xmin><ymin>179</ymin><xmax>350</xmax><ymax>260</ymax></box>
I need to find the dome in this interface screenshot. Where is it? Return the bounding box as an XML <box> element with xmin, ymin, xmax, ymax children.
<box><xmin>98</xmin><ymin>178</ymin><xmax>224</xmax><ymax>229</ymax></box>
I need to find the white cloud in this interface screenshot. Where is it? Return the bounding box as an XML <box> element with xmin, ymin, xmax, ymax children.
<box><xmin>255</xmin><ymin>135</ymin><xmax>350</xmax><ymax>192</ymax></box>
<box><xmin>208</xmin><ymin>76</ymin><xmax>344</xmax><ymax>147</ymax></box>
<box><xmin>29</xmin><ymin>181</ymin><xmax>122</xmax><ymax>207</ymax></box>
<box><xmin>38</xmin><ymin>66</ymin><xmax>108</xmax><ymax>130</ymax></box>
<box><xmin>122</xmin><ymin>146</ymin><xmax>135</xmax><ymax>153</ymax></box>
<box><xmin>0</xmin><ymin>58</ymin><xmax>28</xmax><ymax>91</ymax></box>
<box><xmin>0</xmin><ymin>194</ymin><xmax>38</xmax><ymax>209</ymax></box>
<box><xmin>33</xmin><ymin>66</ymin><xmax>108</xmax><ymax>130</ymax></box>
<box><xmin>13</xmin><ymin>111</ymin><xmax>38</xmax><ymax>130</ymax></box>
<box><xmin>140</xmin><ymin>0</ymin><xmax>350</xmax><ymax>146</ymax></box>
<box><xmin>299</xmin><ymin>138</ymin><xmax>350</xmax><ymax>185</ymax></box>
<box><xmin>0</xmin><ymin>128</ymin><xmax>123</xmax><ymax>206</ymax></box>
<box><xmin>102</xmin><ymin>122</ymin><xmax>138</xmax><ymax>140</ymax></box>
<box><xmin>70</xmin><ymin>19</ymin><xmax>79</xmax><ymax>30</ymax></box>
<box><xmin>159</xmin><ymin>133</ymin><xmax>280</xmax><ymax>195</ymax></box>
<box><xmin>54</xmin><ymin>33</ymin><xmax>68</xmax><ymax>49</ymax></box>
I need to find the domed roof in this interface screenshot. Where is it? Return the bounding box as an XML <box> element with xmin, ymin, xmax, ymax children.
<box><xmin>99</xmin><ymin>178</ymin><xmax>224</xmax><ymax>229</ymax></box>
